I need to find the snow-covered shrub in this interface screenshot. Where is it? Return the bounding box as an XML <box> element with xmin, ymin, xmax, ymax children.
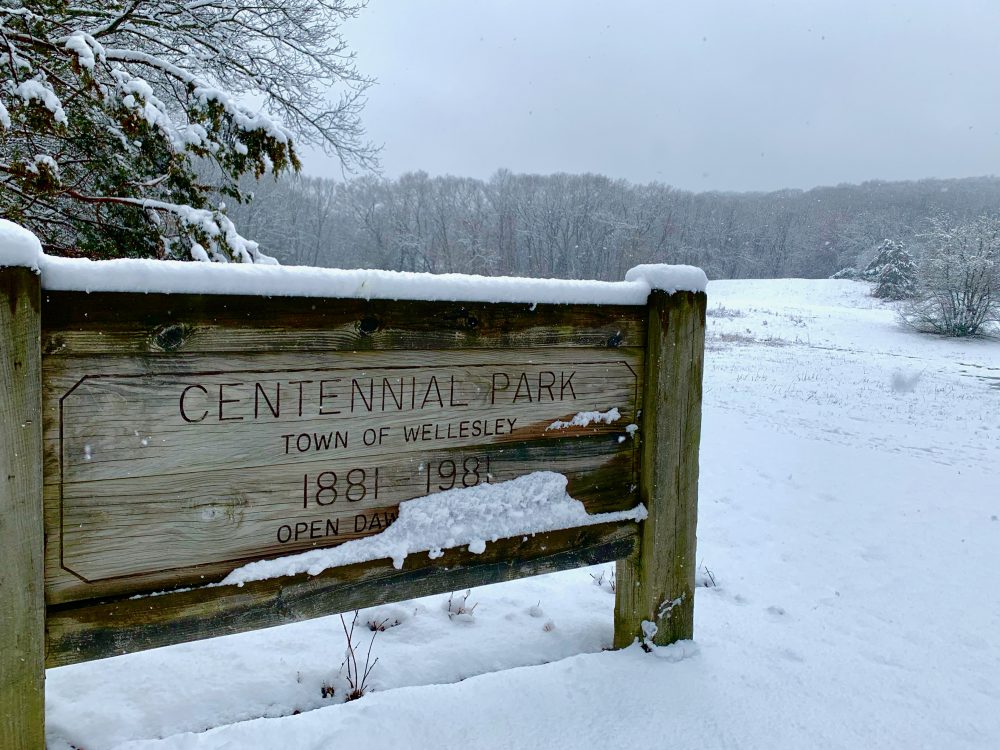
<box><xmin>364</xmin><ymin>604</ymin><xmax>410</xmax><ymax>632</ymax></box>
<box><xmin>831</xmin><ymin>266</ymin><xmax>861</xmax><ymax>280</ymax></box>
<box><xmin>706</xmin><ymin>305</ymin><xmax>746</xmax><ymax>318</ymax></box>
<box><xmin>589</xmin><ymin>568</ymin><xmax>616</xmax><ymax>593</ymax></box>
<box><xmin>445</xmin><ymin>590</ymin><xmax>478</xmax><ymax>623</ymax></box>
<box><xmin>695</xmin><ymin>563</ymin><xmax>718</xmax><ymax>588</ymax></box>
<box><xmin>902</xmin><ymin>214</ymin><xmax>1000</xmax><ymax>337</ymax></box>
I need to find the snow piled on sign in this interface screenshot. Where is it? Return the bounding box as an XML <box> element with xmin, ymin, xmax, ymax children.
<box><xmin>0</xmin><ymin>218</ymin><xmax>44</xmax><ymax>269</ymax></box>
<box><xmin>0</xmin><ymin>221</ymin><xmax>707</xmax><ymax>303</ymax></box>
<box><xmin>221</xmin><ymin>472</ymin><xmax>646</xmax><ymax>586</ymax></box>
<box><xmin>36</xmin><ymin>254</ymin><xmax>650</xmax><ymax>303</ymax></box>
<box><xmin>625</xmin><ymin>263</ymin><xmax>708</xmax><ymax>294</ymax></box>
<box><xmin>546</xmin><ymin>407</ymin><xmax>622</xmax><ymax>431</ymax></box>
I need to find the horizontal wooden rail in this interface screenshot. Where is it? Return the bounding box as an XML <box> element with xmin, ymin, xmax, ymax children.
<box><xmin>41</xmin><ymin>293</ymin><xmax>646</xmax><ymax>355</ymax></box>
<box><xmin>46</xmin><ymin>520</ymin><xmax>639</xmax><ymax>667</ymax></box>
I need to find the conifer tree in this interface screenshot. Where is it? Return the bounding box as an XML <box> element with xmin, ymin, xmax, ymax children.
<box><xmin>873</xmin><ymin>244</ymin><xmax>917</xmax><ymax>299</ymax></box>
<box><xmin>863</xmin><ymin>238</ymin><xmax>902</xmax><ymax>281</ymax></box>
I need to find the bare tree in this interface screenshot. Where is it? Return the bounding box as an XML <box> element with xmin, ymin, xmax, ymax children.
<box><xmin>904</xmin><ymin>214</ymin><xmax>1000</xmax><ymax>336</ymax></box>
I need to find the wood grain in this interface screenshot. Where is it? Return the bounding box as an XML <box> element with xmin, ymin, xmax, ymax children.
<box><xmin>58</xmin><ymin>437</ymin><xmax>634</xmax><ymax>582</ymax></box>
<box><xmin>50</xmin><ymin>356</ymin><xmax>638</xmax><ymax>483</ymax></box>
<box><xmin>42</xmin><ymin>345</ymin><xmax>642</xmax><ymax>603</ymax></box>
<box><xmin>614</xmin><ymin>290</ymin><xmax>706</xmax><ymax>648</ymax></box>
<box><xmin>46</xmin><ymin>520</ymin><xmax>640</xmax><ymax>668</ymax></box>
<box><xmin>0</xmin><ymin>267</ymin><xmax>45</xmax><ymax>749</ymax></box>
<box><xmin>41</xmin><ymin>292</ymin><xmax>646</xmax><ymax>356</ymax></box>
<box><xmin>43</xmin><ymin>436</ymin><xmax>639</xmax><ymax>604</ymax></box>
<box><xmin>31</xmin><ymin>287</ymin><xmax>676</xmax><ymax>674</ymax></box>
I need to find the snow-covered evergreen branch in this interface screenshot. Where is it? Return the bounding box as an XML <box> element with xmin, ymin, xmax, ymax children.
<box><xmin>0</xmin><ymin>0</ymin><xmax>374</xmax><ymax>261</ymax></box>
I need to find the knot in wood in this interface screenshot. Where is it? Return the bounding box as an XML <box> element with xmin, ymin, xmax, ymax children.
<box><xmin>152</xmin><ymin>323</ymin><xmax>189</xmax><ymax>352</ymax></box>
<box><xmin>356</xmin><ymin>315</ymin><xmax>381</xmax><ymax>337</ymax></box>
<box><xmin>44</xmin><ymin>336</ymin><xmax>66</xmax><ymax>355</ymax></box>
<box><xmin>445</xmin><ymin>308</ymin><xmax>479</xmax><ymax>330</ymax></box>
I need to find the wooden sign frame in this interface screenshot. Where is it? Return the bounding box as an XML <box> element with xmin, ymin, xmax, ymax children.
<box><xmin>0</xmin><ymin>264</ymin><xmax>705</xmax><ymax>747</ymax></box>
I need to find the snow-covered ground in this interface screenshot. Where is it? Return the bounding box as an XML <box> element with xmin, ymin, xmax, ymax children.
<box><xmin>46</xmin><ymin>279</ymin><xmax>1000</xmax><ymax>750</ymax></box>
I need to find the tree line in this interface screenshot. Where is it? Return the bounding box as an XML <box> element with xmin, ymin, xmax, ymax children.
<box><xmin>225</xmin><ymin>171</ymin><xmax>1000</xmax><ymax>281</ymax></box>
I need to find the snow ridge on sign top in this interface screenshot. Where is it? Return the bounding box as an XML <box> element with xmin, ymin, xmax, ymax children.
<box><xmin>0</xmin><ymin>218</ymin><xmax>44</xmax><ymax>269</ymax></box>
<box><xmin>220</xmin><ymin>472</ymin><xmax>647</xmax><ymax>586</ymax></box>
<box><xmin>0</xmin><ymin>220</ymin><xmax>706</xmax><ymax>303</ymax></box>
<box><xmin>625</xmin><ymin>264</ymin><xmax>709</xmax><ymax>295</ymax></box>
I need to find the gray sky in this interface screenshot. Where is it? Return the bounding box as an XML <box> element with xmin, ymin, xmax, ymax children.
<box><xmin>304</xmin><ymin>0</ymin><xmax>1000</xmax><ymax>192</ymax></box>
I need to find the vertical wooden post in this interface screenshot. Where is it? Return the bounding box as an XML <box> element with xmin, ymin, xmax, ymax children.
<box><xmin>0</xmin><ymin>266</ymin><xmax>45</xmax><ymax>748</ymax></box>
<box><xmin>614</xmin><ymin>289</ymin><xmax>706</xmax><ymax>648</ymax></box>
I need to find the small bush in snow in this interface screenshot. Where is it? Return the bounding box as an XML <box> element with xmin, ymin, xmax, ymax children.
<box><xmin>902</xmin><ymin>214</ymin><xmax>1000</xmax><ymax>337</ymax></box>
<box><xmin>336</xmin><ymin>611</ymin><xmax>379</xmax><ymax>702</ymax></box>
<box><xmin>364</xmin><ymin>604</ymin><xmax>409</xmax><ymax>633</ymax></box>
<box><xmin>831</xmin><ymin>266</ymin><xmax>861</xmax><ymax>280</ymax></box>
<box><xmin>706</xmin><ymin>305</ymin><xmax>747</xmax><ymax>318</ymax></box>
<box><xmin>696</xmin><ymin>563</ymin><xmax>718</xmax><ymax>588</ymax></box>
<box><xmin>368</xmin><ymin>616</ymin><xmax>401</xmax><ymax>632</ymax></box>
<box><xmin>445</xmin><ymin>590</ymin><xmax>478</xmax><ymax>622</ymax></box>
<box><xmin>589</xmin><ymin>568</ymin><xmax>616</xmax><ymax>593</ymax></box>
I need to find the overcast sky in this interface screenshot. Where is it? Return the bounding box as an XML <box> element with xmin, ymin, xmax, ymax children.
<box><xmin>304</xmin><ymin>0</ymin><xmax>1000</xmax><ymax>193</ymax></box>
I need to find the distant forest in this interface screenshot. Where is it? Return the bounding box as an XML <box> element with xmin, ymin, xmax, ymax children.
<box><xmin>227</xmin><ymin>171</ymin><xmax>1000</xmax><ymax>280</ymax></box>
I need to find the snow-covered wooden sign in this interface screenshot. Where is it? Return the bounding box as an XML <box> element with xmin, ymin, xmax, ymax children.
<box><xmin>49</xmin><ymin>355</ymin><xmax>640</xmax><ymax>594</ymax></box>
<box><xmin>1</xmin><ymin>221</ymin><xmax>706</xmax><ymax>747</ymax></box>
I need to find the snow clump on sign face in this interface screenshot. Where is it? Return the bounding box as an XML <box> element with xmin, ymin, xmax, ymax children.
<box><xmin>220</xmin><ymin>471</ymin><xmax>647</xmax><ymax>586</ymax></box>
<box><xmin>546</xmin><ymin>408</ymin><xmax>622</xmax><ymax>431</ymax></box>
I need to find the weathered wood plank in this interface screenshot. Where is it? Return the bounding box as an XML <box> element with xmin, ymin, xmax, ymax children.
<box><xmin>41</xmin><ymin>346</ymin><xmax>643</xmax><ymax>604</ymax></box>
<box><xmin>46</xmin><ymin>355</ymin><xmax>638</xmax><ymax>483</ymax></box>
<box><xmin>614</xmin><ymin>290</ymin><xmax>706</xmax><ymax>648</ymax></box>
<box><xmin>45</xmin><ymin>434</ymin><xmax>638</xmax><ymax>603</ymax></box>
<box><xmin>50</xmin><ymin>436</ymin><xmax>637</xmax><ymax>601</ymax></box>
<box><xmin>46</xmin><ymin>520</ymin><xmax>640</xmax><ymax>668</ymax></box>
<box><xmin>0</xmin><ymin>267</ymin><xmax>45</xmax><ymax>749</ymax></box>
<box><xmin>40</xmin><ymin>348</ymin><xmax>641</xmax><ymax>480</ymax></box>
<box><xmin>41</xmin><ymin>292</ymin><xmax>646</xmax><ymax>355</ymax></box>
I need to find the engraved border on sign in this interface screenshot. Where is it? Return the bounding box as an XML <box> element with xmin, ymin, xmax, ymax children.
<box><xmin>57</xmin><ymin>360</ymin><xmax>640</xmax><ymax>584</ymax></box>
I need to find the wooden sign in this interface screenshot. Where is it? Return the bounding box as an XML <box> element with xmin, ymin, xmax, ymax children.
<box><xmin>1</xmin><ymin>267</ymin><xmax>705</xmax><ymax>749</ymax></box>
<box><xmin>52</xmin><ymin>355</ymin><xmax>639</xmax><ymax>592</ymax></box>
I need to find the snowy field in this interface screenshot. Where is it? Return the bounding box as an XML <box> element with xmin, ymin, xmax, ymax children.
<box><xmin>47</xmin><ymin>279</ymin><xmax>1000</xmax><ymax>750</ymax></box>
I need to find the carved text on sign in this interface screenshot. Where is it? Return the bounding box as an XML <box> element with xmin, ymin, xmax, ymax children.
<box><xmin>57</xmin><ymin>359</ymin><xmax>638</xmax><ymax>584</ymax></box>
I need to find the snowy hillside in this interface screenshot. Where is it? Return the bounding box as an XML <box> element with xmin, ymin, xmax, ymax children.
<box><xmin>47</xmin><ymin>279</ymin><xmax>1000</xmax><ymax>750</ymax></box>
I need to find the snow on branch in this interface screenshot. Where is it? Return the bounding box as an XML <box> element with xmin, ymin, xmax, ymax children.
<box><xmin>0</xmin><ymin>0</ymin><xmax>374</xmax><ymax>261</ymax></box>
